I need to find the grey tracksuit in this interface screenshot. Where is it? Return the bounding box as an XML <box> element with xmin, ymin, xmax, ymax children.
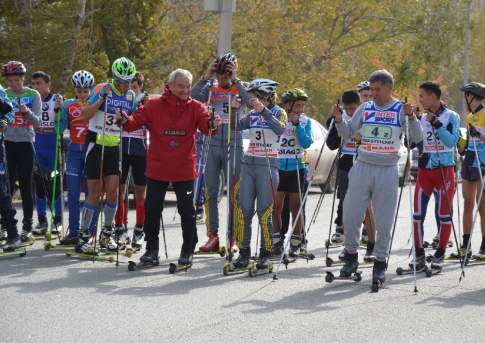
<box><xmin>336</xmin><ymin>99</ymin><xmax>422</xmax><ymax>261</ymax></box>
<box><xmin>237</xmin><ymin>104</ymin><xmax>287</xmax><ymax>252</ymax></box>
<box><xmin>191</xmin><ymin>79</ymin><xmax>249</xmax><ymax>237</ymax></box>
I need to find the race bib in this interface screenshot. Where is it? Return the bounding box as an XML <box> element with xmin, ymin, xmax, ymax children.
<box><xmin>360</xmin><ymin>101</ymin><xmax>402</xmax><ymax>155</ymax></box>
<box><xmin>421</xmin><ymin>113</ymin><xmax>453</xmax><ymax>153</ymax></box>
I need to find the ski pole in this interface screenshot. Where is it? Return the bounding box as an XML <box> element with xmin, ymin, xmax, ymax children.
<box><xmin>324</xmin><ymin>153</ymin><xmax>340</xmax><ymax>267</ymax></box>
<box><xmin>116</xmin><ymin>107</ymin><xmax>124</xmax><ymax>267</ymax></box>
<box><xmin>161</xmin><ymin>215</ymin><xmax>168</xmax><ymax>260</ymax></box>
<box><xmin>404</xmin><ymin>98</ymin><xmax>418</xmax><ymax>293</ymax></box>
<box><xmin>225</xmin><ymin>94</ymin><xmax>233</xmax><ymax>262</ymax></box>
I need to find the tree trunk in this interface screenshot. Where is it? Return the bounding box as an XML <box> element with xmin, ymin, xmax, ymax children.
<box><xmin>17</xmin><ymin>0</ymin><xmax>34</xmax><ymax>68</ymax></box>
<box><xmin>59</xmin><ymin>0</ymin><xmax>87</xmax><ymax>92</ymax></box>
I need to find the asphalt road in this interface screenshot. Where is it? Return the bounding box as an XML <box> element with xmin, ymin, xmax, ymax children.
<box><xmin>1</xmin><ymin>184</ymin><xmax>485</xmax><ymax>343</ymax></box>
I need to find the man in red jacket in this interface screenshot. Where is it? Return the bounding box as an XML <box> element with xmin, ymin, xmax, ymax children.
<box><xmin>117</xmin><ymin>68</ymin><xmax>221</xmax><ymax>267</ymax></box>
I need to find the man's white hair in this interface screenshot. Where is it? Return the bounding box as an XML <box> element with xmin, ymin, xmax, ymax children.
<box><xmin>168</xmin><ymin>68</ymin><xmax>193</xmax><ymax>84</ymax></box>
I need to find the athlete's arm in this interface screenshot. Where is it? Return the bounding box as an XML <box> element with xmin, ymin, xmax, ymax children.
<box><xmin>122</xmin><ymin>99</ymin><xmax>150</xmax><ymax>132</ymax></box>
<box><xmin>191</xmin><ymin>79</ymin><xmax>211</xmax><ymax>103</ymax></box>
<box><xmin>195</xmin><ymin>101</ymin><xmax>212</xmax><ymax>136</ymax></box>
<box><xmin>238</xmin><ymin>112</ymin><xmax>250</xmax><ymax>131</ymax></box>
<box><xmin>234</xmin><ymin>81</ymin><xmax>251</xmax><ymax>108</ymax></box>
<box><xmin>23</xmin><ymin>91</ymin><xmax>41</xmax><ymax>129</ymax></box>
<box><xmin>260</xmin><ymin>107</ymin><xmax>285</xmax><ymax>135</ymax></box>
<box><xmin>295</xmin><ymin>117</ymin><xmax>313</xmax><ymax>149</ymax></box>
<box><xmin>79</xmin><ymin>83</ymin><xmax>108</xmax><ymax>122</ymax></box>
<box><xmin>336</xmin><ymin>103</ymin><xmax>364</xmax><ymax>140</ymax></box>
<box><xmin>434</xmin><ymin>112</ymin><xmax>460</xmax><ymax>148</ymax></box>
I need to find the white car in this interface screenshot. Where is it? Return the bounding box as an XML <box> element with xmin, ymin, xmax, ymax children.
<box><xmin>242</xmin><ymin>117</ymin><xmax>408</xmax><ymax>191</ymax></box>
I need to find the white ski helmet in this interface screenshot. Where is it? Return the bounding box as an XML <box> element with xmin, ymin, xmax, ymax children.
<box><xmin>71</xmin><ymin>70</ymin><xmax>95</xmax><ymax>89</ymax></box>
<box><xmin>246</xmin><ymin>78</ymin><xmax>279</xmax><ymax>95</ymax></box>
<box><xmin>356</xmin><ymin>80</ymin><xmax>370</xmax><ymax>92</ymax></box>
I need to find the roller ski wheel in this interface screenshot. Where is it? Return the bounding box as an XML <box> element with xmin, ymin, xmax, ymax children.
<box><xmin>124</xmin><ymin>246</ymin><xmax>134</xmax><ymax>258</ymax></box>
<box><xmin>65</xmin><ymin>249</ymin><xmax>115</xmax><ymax>263</ymax></box>
<box><xmin>248</xmin><ymin>260</ymin><xmax>273</xmax><ymax>277</ymax></box>
<box><xmin>127</xmin><ymin>258</ymin><xmax>160</xmax><ymax>271</ymax></box>
<box><xmin>325</xmin><ymin>271</ymin><xmax>362</xmax><ymax>283</ymax></box>
<box><xmin>169</xmin><ymin>262</ymin><xmax>192</xmax><ymax>274</ymax></box>
<box><xmin>195</xmin><ymin>246</ymin><xmax>226</xmax><ymax>257</ymax></box>
<box><xmin>0</xmin><ymin>247</ymin><xmax>27</xmax><ymax>258</ymax></box>
<box><xmin>44</xmin><ymin>241</ymin><xmax>54</xmax><ymax>251</ymax></box>
<box><xmin>396</xmin><ymin>265</ymin><xmax>433</xmax><ymax>276</ymax></box>
<box><xmin>222</xmin><ymin>262</ymin><xmax>247</xmax><ymax>276</ymax></box>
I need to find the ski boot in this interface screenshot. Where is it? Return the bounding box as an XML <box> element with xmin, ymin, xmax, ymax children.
<box><xmin>20</xmin><ymin>228</ymin><xmax>33</xmax><ymax>243</ymax></box>
<box><xmin>3</xmin><ymin>235</ymin><xmax>21</xmax><ymax>252</ymax></box>
<box><xmin>51</xmin><ymin>216</ymin><xmax>63</xmax><ymax>235</ymax></box>
<box><xmin>169</xmin><ymin>248</ymin><xmax>193</xmax><ymax>273</ymax></box>
<box><xmin>271</xmin><ymin>234</ymin><xmax>284</xmax><ymax>258</ymax></box>
<box><xmin>288</xmin><ymin>234</ymin><xmax>301</xmax><ymax>258</ymax></box>
<box><xmin>60</xmin><ymin>232</ymin><xmax>79</xmax><ymax>246</ymax></box>
<box><xmin>371</xmin><ymin>260</ymin><xmax>387</xmax><ymax>292</ymax></box>
<box><xmin>110</xmin><ymin>225</ymin><xmax>129</xmax><ymax>251</ymax></box>
<box><xmin>139</xmin><ymin>249</ymin><xmax>160</xmax><ymax>265</ymax></box>
<box><xmin>99</xmin><ymin>225</ymin><xmax>113</xmax><ymax>249</ymax></box>
<box><xmin>131</xmin><ymin>225</ymin><xmax>145</xmax><ymax>250</ymax></box>
<box><xmin>248</xmin><ymin>249</ymin><xmax>273</xmax><ymax>277</ymax></box>
<box><xmin>339</xmin><ymin>251</ymin><xmax>359</xmax><ymax>277</ymax></box>
<box><xmin>331</xmin><ymin>231</ymin><xmax>345</xmax><ymax>245</ymax></box>
<box><xmin>223</xmin><ymin>247</ymin><xmax>250</xmax><ymax>276</ymax></box>
<box><xmin>409</xmin><ymin>249</ymin><xmax>427</xmax><ymax>272</ymax></box>
<box><xmin>32</xmin><ymin>216</ymin><xmax>48</xmax><ymax>236</ymax></box>
<box><xmin>449</xmin><ymin>246</ymin><xmax>472</xmax><ymax>261</ymax></box>
<box><xmin>430</xmin><ymin>248</ymin><xmax>445</xmax><ymax>270</ymax></box>
<box><xmin>361</xmin><ymin>229</ymin><xmax>369</xmax><ymax>245</ymax></box>
<box><xmin>363</xmin><ymin>242</ymin><xmax>376</xmax><ymax>263</ymax></box>
<box><xmin>76</xmin><ymin>238</ymin><xmax>96</xmax><ymax>255</ymax></box>
<box><xmin>325</xmin><ymin>251</ymin><xmax>361</xmax><ymax>283</ymax></box>
<box><xmin>198</xmin><ymin>233</ymin><xmax>220</xmax><ymax>253</ymax></box>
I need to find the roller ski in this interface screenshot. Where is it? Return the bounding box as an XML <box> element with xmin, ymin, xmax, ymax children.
<box><xmin>65</xmin><ymin>248</ymin><xmax>115</xmax><ymax>263</ymax></box>
<box><xmin>371</xmin><ymin>260</ymin><xmax>387</xmax><ymax>292</ymax></box>
<box><xmin>66</xmin><ymin>236</ymin><xmax>115</xmax><ymax>262</ymax></box>
<box><xmin>195</xmin><ymin>234</ymin><xmax>226</xmax><ymax>257</ymax></box>
<box><xmin>396</xmin><ymin>252</ymin><xmax>441</xmax><ymax>277</ymax></box>
<box><xmin>223</xmin><ymin>248</ymin><xmax>250</xmax><ymax>276</ymax></box>
<box><xmin>326</xmin><ymin>251</ymin><xmax>361</xmax><ymax>283</ymax></box>
<box><xmin>446</xmin><ymin>247</ymin><xmax>471</xmax><ymax>262</ymax></box>
<box><xmin>0</xmin><ymin>247</ymin><xmax>27</xmax><ymax>258</ymax></box>
<box><xmin>45</xmin><ymin>231</ymin><xmax>79</xmax><ymax>251</ymax></box>
<box><xmin>463</xmin><ymin>249</ymin><xmax>485</xmax><ymax>266</ymax></box>
<box><xmin>169</xmin><ymin>250</ymin><xmax>193</xmax><ymax>274</ymax></box>
<box><xmin>249</xmin><ymin>250</ymin><xmax>273</xmax><ymax>277</ymax></box>
<box><xmin>128</xmin><ymin>249</ymin><xmax>160</xmax><ymax>271</ymax></box>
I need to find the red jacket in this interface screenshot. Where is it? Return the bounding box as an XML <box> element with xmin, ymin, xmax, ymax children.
<box><xmin>123</xmin><ymin>88</ymin><xmax>211</xmax><ymax>182</ymax></box>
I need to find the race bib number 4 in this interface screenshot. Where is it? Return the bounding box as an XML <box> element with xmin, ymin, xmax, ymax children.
<box><xmin>361</xmin><ymin>124</ymin><xmax>399</xmax><ymax>154</ymax></box>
